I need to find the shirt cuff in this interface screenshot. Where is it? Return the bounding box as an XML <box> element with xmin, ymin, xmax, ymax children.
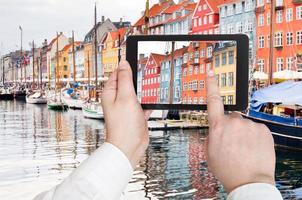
<box><xmin>227</xmin><ymin>183</ymin><xmax>283</xmax><ymax>200</ymax></box>
<box><xmin>52</xmin><ymin>142</ymin><xmax>133</xmax><ymax>200</ymax></box>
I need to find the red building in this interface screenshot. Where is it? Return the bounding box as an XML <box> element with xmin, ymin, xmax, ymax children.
<box><xmin>141</xmin><ymin>53</ymin><xmax>166</xmax><ymax>103</ymax></box>
<box><xmin>190</xmin><ymin>0</ymin><xmax>224</xmax><ymax>34</ymax></box>
<box><xmin>182</xmin><ymin>42</ymin><xmax>213</xmax><ymax>104</ymax></box>
<box><xmin>255</xmin><ymin>0</ymin><xmax>302</xmax><ymax>82</ymax></box>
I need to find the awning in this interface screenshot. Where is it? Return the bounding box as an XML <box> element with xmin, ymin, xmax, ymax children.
<box><xmin>253</xmin><ymin>71</ymin><xmax>268</xmax><ymax>80</ymax></box>
<box><xmin>273</xmin><ymin>70</ymin><xmax>299</xmax><ymax>80</ymax></box>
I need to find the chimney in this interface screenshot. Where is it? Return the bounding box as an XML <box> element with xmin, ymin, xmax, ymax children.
<box><xmin>102</xmin><ymin>16</ymin><xmax>105</xmax><ymax>23</ymax></box>
<box><xmin>139</xmin><ymin>54</ymin><xmax>145</xmax><ymax>61</ymax></box>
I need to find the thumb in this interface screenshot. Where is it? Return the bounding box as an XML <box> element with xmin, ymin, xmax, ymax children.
<box><xmin>116</xmin><ymin>60</ymin><xmax>136</xmax><ymax>101</ymax></box>
<box><xmin>101</xmin><ymin>70</ymin><xmax>118</xmax><ymax>110</ymax></box>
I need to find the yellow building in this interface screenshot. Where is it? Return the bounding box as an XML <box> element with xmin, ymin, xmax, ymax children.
<box><xmin>213</xmin><ymin>42</ymin><xmax>237</xmax><ymax>105</ymax></box>
<box><xmin>101</xmin><ymin>28</ymin><xmax>127</xmax><ymax>77</ymax></box>
<box><xmin>58</xmin><ymin>44</ymin><xmax>72</xmax><ymax>79</ymax></box>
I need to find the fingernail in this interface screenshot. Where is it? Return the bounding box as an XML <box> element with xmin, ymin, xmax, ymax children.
<box><xmin>119</xmin><ymin>60</ymin><xmax>129</xmax><ymax>69</ymax></box>
<box><xmin>207</xmin><ymin>70</ymin><xmax>215</xmax><ymax>77</ymax></box>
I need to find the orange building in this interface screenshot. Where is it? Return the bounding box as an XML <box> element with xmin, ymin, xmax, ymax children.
<box><xmin>255</xmin><ymin>0</ymin><xmax>302</xmax><ymax>83</ymax></box>
<box><xmin>182</xmin><ymin>42</ymin><xmax>213</xmax><ymax>104</ymax></box>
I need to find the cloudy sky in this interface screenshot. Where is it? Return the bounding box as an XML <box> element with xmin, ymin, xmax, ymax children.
<box><xmin>0</xmin><ymin>0</ymin><xmax>161</xmax><ymax>55</ymax></box>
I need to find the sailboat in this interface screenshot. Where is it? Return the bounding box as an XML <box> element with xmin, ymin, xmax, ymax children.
<box><xmin>47</xmin><ymin>32</ymin><xmax>68</xmax><ymax>111</ymax></box>
<box><xmin>82</xmin><ymin>5</ymin><xmax>104</xmax><ymax>119</ymax></box>
<box><xmin>26</xmin><ymin>40</ymin><xmax>47</xmax><ymax>104</ymax></box>
<box><xmin>61</xmin><ymin>31</ymin><xmax>84</xmax><ymax>109</ymax></box>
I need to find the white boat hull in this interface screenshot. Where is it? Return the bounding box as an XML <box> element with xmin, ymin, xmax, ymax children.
<box><xmin>82</xmin><ymin>102</ymin><xmax>104</xmax><ymax>119</ymax></box>
<box><xmin>62</xmin><ymin>96</ymin><xmax>83</xmax><ymax>109</ymax></box>
<box><xmin>26</xmin><ymin>96</ymin><xmax>47</xmax><ymax>104</ymax></box>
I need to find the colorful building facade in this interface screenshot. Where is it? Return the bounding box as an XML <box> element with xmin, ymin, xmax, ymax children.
<box><xmin>160</xmin><ymin>47</ymin><xmax>187</xmax><ymax>103</ymax></box>
<box><xmin>213</xmin><ymin>42</ymin><xmax>237</xmax><ymax>104</ymax></box>
<box><xmin>141</xmin><ymin>53</ymin><xmax>165</xmax><ymax>103</ymax></box>
<box><xmin>255</xmin><ymin>0</ymin><xmax>302</xmax><ymax>82</ymax></box>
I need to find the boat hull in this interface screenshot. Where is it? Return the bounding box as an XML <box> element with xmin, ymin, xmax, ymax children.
<box><xmin>82</xmin><ymin>108</ymin><xmax>104</xmax><ymax>119</ymax></box>
<box><xmin>243</xmin><ymin>111</ymin><xmax>302</xmax><ymax>150</ymax></box>
<box><xmin>26</xmin><ymin>96</ymin><xmax>47</xmax><ymax>104</ymax></box>
<box><xmin>14</xmin><ymin>91</ymin><xmax>26</xmax><ymax>101</ymax></box>
<box><xmin>0</xmin><ymin>94</ymin><xmax>14</xmax><ymax>100</ymax></box>
<box><xmin>47</xmin><ymin>102</ymin><xmax>68</xmax><ymax>111</ymax></box>
<box><xmin>62</xmin><ymin>96</ymin><xmax>83</xmax><ymax>109</ymax></box>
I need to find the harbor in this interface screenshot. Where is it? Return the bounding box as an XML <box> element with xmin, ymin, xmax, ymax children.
<box><xmin>0</xmin><ymin>100</ymin><xmax>301</xmax><ymax>200</ymax></box>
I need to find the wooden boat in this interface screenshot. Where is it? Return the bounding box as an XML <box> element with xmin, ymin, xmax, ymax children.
<box><xmin>62</xmin><ymin>90</ymin><xmax>83</xmax><ymax>109</ymax></box>
<box><xmin>47</xmin><ymin>32</ymin><xmax>68</xmax><ymax>111</ymax></box>
<box><xmin>82</xmin><ymin>101</ymin><xmax>103</xmax><ymax>119</ymax></box>
<box><xmin>26</xmin><ymin>91</ymin><xmax>47</xmax><ymax>104</ymax></box>
<box><xmin>243</xmin><ymin>81</ymin><xmax>302</xmax><ymax>150</ymax></box>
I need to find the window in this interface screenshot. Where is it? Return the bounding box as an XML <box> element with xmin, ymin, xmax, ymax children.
<box><xmin>267</xmin><ymin>13</ymin><xmax>270</xmax><ymax>25</ymax></box>
<box><xmin>175</xmin><ymin>86</ymin><xmax>180</xmax><ymax>98</ymax></box>
<box><xmin>228</xmin><ymin>95</ymin><xmax>234</xmax><ymax>105</ymax></box>
<box><xmin>194</xmin><ymin>66</ymin><xmax>198</xmax><ymax>74</ymax></box>
<box><xmin>199</xmin><ymin>18</ymin><xmax>202</xmax><ymax>26</ymax></box>
<box><xmin>200</xmin><ymin>64</ymin><xmax>205</xmax><ymax>74</ymax></box>
<box><xmin>221</xmin><ymin>7</ymin><xmax>226</xmax><ymax>18</ymax></box>
<box><xmin>276</xmin><ymin>0</ymin><xmax>283</xmax><ymax>7</ymax></box>
<box><xmin>221</xmin><ymin>73</ymin><xmax>227</xmax><ymax>87</ymax></box>
<box><xmin>286</xmin><ymin>57</ymin><xmax>293</xmax><ymax>70</ymax></box>
<box><xmin>297</xmin><ymin>6</ymin><xmax>302</xmax><ymax>20</ymax></box>
<box><xmin>227</xmin><ymin>23</ymin><xmax>234</xmax><ymax>34</ymax></box>
<box><xmin>258</xmin><ymin>59</ymin><xmax>265</xmax><ymax>72</ymax></box>
<box><xmin>203</xmin><ymin>16</ymin><xmax>207</xmax><ymax>25</ymax></box>
<box><xmin>222</xmin><ymin>52</ymin><xmax>227</xmax><ymax>65</ymax></box>
<box><xmin>277</xmin><ymin>57</ymin><xmax>283</xmax><ymax>71</ymax></box>
<box><xmin>227</xmin><ymin>5</ymin><xmax>234</xmax><ymax>16</ymax></box>
<box><xmin>274</xmin><ymin>32</ymin><xmax>283</xmax><ymax>47</ymax></box>
<box><xmin>267</xmin><ymin>35</ymin><xmax>270</xmax><ymax>48</ymax></box>
<box><xmin>207</xmin><ymin>46</ymin><xmax>213</xmax><ymax>58</ymax></box>
<box><xmin>257</xmin><ymin>0</ymin><xmax>264</xmax><ymax>7</ymax></box>
<box><xmin>297</xmin><ymin>31</ymin><xmax>302</xmax><ymax>44</ymax></box>
<box><xmin>236</xmin><ymin>21</ymin><xmax>243</xmax><ymax>33</ymax></box>
<box><xmin>194</xmin><ymin>18</ymin><xmax>197</xmax><ymax>27</ymax></box>
<box><xmin>222</xmin><ymin>96</ymin><xmax>226</xmax><ymax>104</ymax></box>
<box><xmin>200</xmin><ymin>49</ymin><xmax>205</xmax><ymax>58</ymax></box>
<box><xmin>215</xmin><ymin>55</ymin><xmax>220</xmax><ymax>67</ymax></box>
<box><xmin>236</xmin><ymin>2</ymin><xmax>242</xmax><ymax>14</ymax></box>
<box><xmin>189</xmin><ymin>66</ymin><xmax>193</xmax><ymax>75</ymax></box>
<box><xmin>199</xmin><ymin>97</ymin><xmax>204</xmax><ymax>104</ymax></box>
<box><xmin>206</xmin><ymin>63</ymin><xmax>211</xmax><ymax>72</ymax></box>
<box><xmin>64</xmin><ymin>65</ymin><xmax>68</xmax><ymax>71</ymax></box>
<box><xmin>193</xmin><ymin>97</ymin><xmax>198</xmax><ymax>104</ymax></box>
<box><xmin>286</xmin><ymin>8</ymin><xmax>293</xmax><ymax>22</ymax></box>
<box><xmin>258</xmin><ymin>14</ymin><xmax>264</xmax><ymax>26</ymax></box>
<box><xmin>198</xmin><ymin>5</ymin><xmax>202</xmax><ymax>12</ymax></box>
<box><xmin>203</xmin><ymin>4</ymin><xmax>207</xmax><ymax>10</ymax></box>
<box><xmin>209</xmin><ymin>15</ymin><xmax>213</xmax><ymax>23</ymax></box>
<box><xmin>229</xmin><ymin>51</ymin><xmax>234</xmax><ymax>64</ymax></box>
<box><xmin>276</xmin><ymin>10</ymin><xmax>283</xmax><ymax>23</ymax></box>
<box><xmin>200</xmin><ymin>80</ymin><xmax>205</xmax><ymax>89</ymax></box>
<box><xmin>286</xmin><ymin>32</ymin><xmax>293</xmax><ymax>45</ymax></box>
<box><xmin>228</xmin><ymin>72</ymin><xmax>234</xmax><ymax>86</ymax></box>
<box><xmin>258</xmin><ymin>36</ymin><xmax>265</xmax><ymax>48</ymax></box>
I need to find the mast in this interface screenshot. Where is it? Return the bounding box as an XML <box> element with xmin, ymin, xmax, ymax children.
<box><xmin>19</xmin><ymin>26</ymin><xmax>23</xmax><ymax>83</ymax></box>
<box><xmin>32</xmin><ymin>40</ymin><xmax>35</xmax><ymax>89</ymax></box>
<box><xmin>72</xmin><ymin>31</ymin><xmax>76</xmax><ymax>82</ymax></box>
<box><xmin>169</xmin><ymin>41</ymin><xmax>175</xmax><ymax>104</ymax></box>
<box><xmin>268</xmin><ymin>0</ymin><xmax>275</xmax><ymax>85</ymax></box>
<box><xmin>94</xmin><ymin>3</ymin><xmax>98</xmax><ymax>101</ymax></box>
<box><xmin>88</xmin><ymin>51</ymin><xmax>91</xmax><ymax>100</ymax></box>
<box><xmin>118</xmin><ymin>33</ymin><xmax>121</xmax><ymax>63</ymax></box>
<box><xmin>55</xmin><ymin>32</ymin><xmax>59</xmax><ymax>100</ymax></box>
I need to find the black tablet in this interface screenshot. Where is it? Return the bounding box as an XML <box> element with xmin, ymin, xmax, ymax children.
<box><xmin>126</xmin><ymin>34</ymin><xmax>249</xmax><ymax>111</ymax></box>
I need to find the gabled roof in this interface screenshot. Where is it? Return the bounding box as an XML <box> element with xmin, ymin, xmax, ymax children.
<box><xmin>134</xmin><ymin>0</ymin><xmax>174</xmax><ymax>27</ymax></box>
<box><xmin>162</xmin><ymin>46</ymin><xmax>189</xmax><ymax>61</ymax></box>
<box><xmin>207</xmin><ymin>0</ymin><xmax>225</xmax><ymax>13</ymax></box>
<box><xmin>150</xmin><ymin>53</ymin><xmax>166</xmax><ymax>67</ymax></box>
<box><xmin>62</xmin><ymin>42</ymin><xmax>81</xmax><ymax>51</ymax></box>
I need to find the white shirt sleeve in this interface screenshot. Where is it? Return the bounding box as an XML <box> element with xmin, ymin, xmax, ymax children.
<box><xmin>227</xmin><ymin>183</ymin><xmax>283</xmax><ymax>200</ymax></box>
<box><xmin>34</xmin><ymin>142</ymin><xmax>133</xmax><ymax>200</ymax></box>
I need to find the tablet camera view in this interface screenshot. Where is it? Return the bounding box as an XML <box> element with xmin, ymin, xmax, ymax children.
<box><xmin>137</xmin><ymin>40</ymin><xmax>237</xmax><ymax>105</ymax></box>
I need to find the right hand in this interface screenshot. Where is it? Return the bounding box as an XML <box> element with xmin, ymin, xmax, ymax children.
<box><xmin>205</xmin><ymin>70</ymin><xmax>276</xmax><ymax>193</ymax></box>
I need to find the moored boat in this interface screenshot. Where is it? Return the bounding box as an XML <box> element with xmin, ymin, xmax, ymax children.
<box><xmin>82</xmin><ymin>101</ymin><xmax>103</xmax><ymax>119</ymax></box>
<box><xmin>47</xmin><ymin>99</ymin><xmax>68</xmax><ymax>111</ymax></box>
<box><xmin>243</xmin><ymin>81</ymin><xmax>302</xmax><ymax>150</ymax></box>
<box><xmin>26</xmin><ymin>91</ymin><xmax>47</xmax><ymax>104</ymax></box>
<box><xmin>62</xmin><ymin>87</ymin><xmax>83</xmax><ymax>109</ymax></box>
<box><xmin>0</xmin><ymin>87</ymin><xmax>14</xmax><ymax>100</ymax></box>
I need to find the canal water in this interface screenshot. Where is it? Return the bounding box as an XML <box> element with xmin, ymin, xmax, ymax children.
<box><xmin>0</xmin><ymin>100</ymin><xmax>301</xmax><ymax>200</ymax></box>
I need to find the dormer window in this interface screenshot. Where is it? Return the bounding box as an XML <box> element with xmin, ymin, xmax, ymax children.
<box><xmin>173</xmin><ymin>12</ymin><xmax>177</xmax><ymax>19</ymax></box>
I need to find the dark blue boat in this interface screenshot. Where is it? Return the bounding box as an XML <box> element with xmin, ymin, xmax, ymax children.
<box><xmin>242</xmin><ymin>81</ymin><xmax>302</xmax><ymax>150</ymax></box>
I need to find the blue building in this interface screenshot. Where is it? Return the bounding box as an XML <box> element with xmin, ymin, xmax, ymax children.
<box><xmin>218</xmin><ymin>0</ymin><xmax>256</xmax><ymax>74</ymax></box>
<box><xmin>160</xmin><ymin>47</ymin><xmax>188</xmax><ymax>103</ymax></box>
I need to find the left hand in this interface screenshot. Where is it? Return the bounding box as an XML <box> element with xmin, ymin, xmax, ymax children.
<box><xmin>101</xmin><ymin>60</ymin><xmax>151</xmax><ymax>169</ymax></box>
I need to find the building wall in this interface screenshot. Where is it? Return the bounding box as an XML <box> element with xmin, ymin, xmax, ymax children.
<box><xmin>255</xmin><ymin>0</ymin><xmax>302</xmax><ymax>79</ymax></box>
<box><xmin>213</xmin><ymin>43</ymin><xmax>237</xmax><ymax>104</ymax></box>
<box><xmin>141</xmin><ymin>54</ymin><xmax>163</xmax><ymax>104</ymax></box>
<box><xmin>219</xmin><ymin>0</ymin><xmax>256</xmax><ymax>76</ymax></box>
<box><xmin>102</xmin><ymin>33</ymin><xmax>119</xmax><ymax>77</ymax></box>
<box><xmin>84</xmin><ymin>42</ymin><xmax>93</xmax><ymax>79</ymax></box>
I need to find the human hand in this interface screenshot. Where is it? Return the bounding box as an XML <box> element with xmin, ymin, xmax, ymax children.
<box><xmin>205</xmin><ymin>71</ymin><xmax>276</xmax><ymax>193</ymax></box>
<box><xmin>101</xmin><ymin>61</ymin><xmax>151</xmax><ymax>169</ymax></box>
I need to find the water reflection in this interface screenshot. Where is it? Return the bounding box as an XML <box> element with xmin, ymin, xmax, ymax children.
<box><xmin>0</xmin><ymin>101</ymin><xmax>301</xmax><ymax>200</ymax></box>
